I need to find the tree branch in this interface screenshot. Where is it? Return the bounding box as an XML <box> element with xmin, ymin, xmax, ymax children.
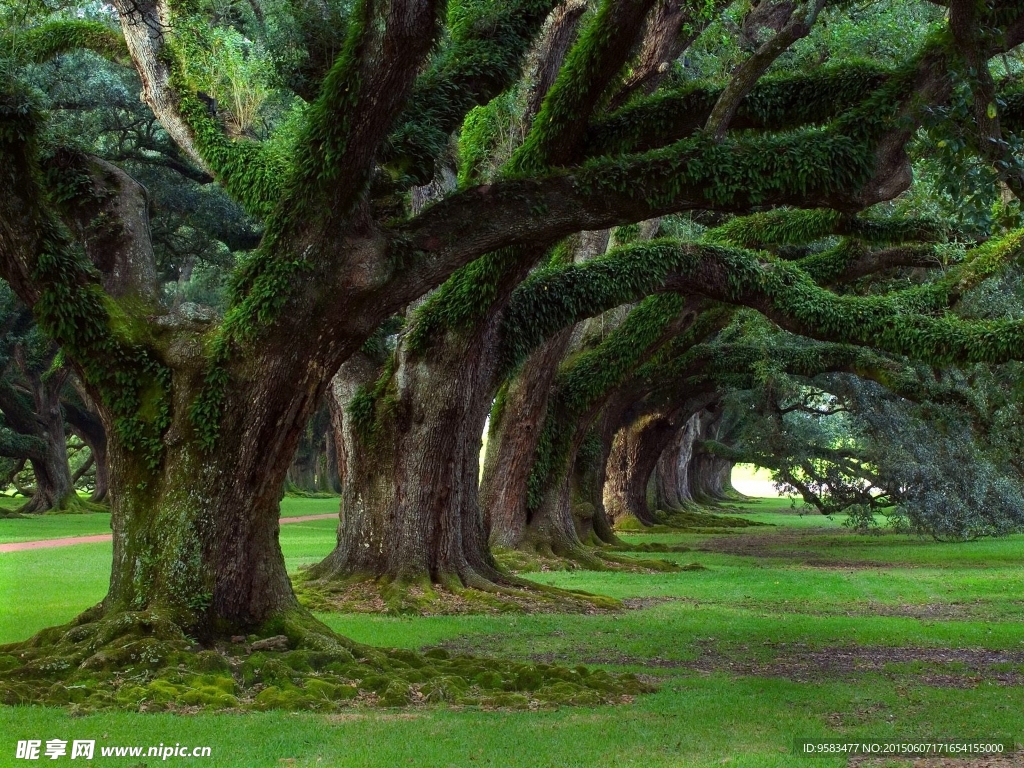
<box><xmin>706</xmin><ymin>0</ymin><xmax>828</xmax><ymax>140</ymax></box>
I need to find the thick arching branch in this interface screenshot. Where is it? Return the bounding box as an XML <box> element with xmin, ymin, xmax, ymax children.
<box><xmin>1</xmin><ymin>19</ymin><xmax>129</xmax><ymax>64</ymax></box>
<box><xmin>608</xmin><ymin>0</ymin><xmax>724</xmax><ymax>110</ymax></box>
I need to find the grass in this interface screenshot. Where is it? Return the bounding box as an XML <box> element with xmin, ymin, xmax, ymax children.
<box><xmin>0</xmin><ymin>496</ymin><xmax>340</xmax><ymax>545</ymax></box>
<box><xmin>1</xmin><ymin>498</ymin><xmax>1022</xmax><ymax>767</ymax></box>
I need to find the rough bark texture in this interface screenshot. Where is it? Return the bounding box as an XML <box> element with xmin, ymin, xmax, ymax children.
<box><xmin>604</xmin><ymin>411</ymin><xmax>679</xmax><ymax>526</ymax></box>
<box><xmin>652</xmin><ymin>412</ymin><xmax>702</xmax><ymax>511</ymax></box>
<box><xmin>99</xmin><ymin>340</ymin><xmax>320</xmax><ymax>636</ymax></box>
<box><xmin>521</xmin><ymin>301</ymin><xmax>699</xmax><ymax>554</ymax></box>
<box><xmin>483</xmin><ymin>325</ymin><xmax>576</xmax><ymax>549</ymax></box>
<box><xmin>308</xmin><ymin>324</ymin><xmax>507</xmax><ymax>589</ymax></box>
<box><xmin>609</xmin><ymin>0</ymin><xmax>716</xmax><ymax>110</ymax></box>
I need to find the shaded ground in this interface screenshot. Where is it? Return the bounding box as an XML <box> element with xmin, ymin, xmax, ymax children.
<box><xmin>848</xmin><ymin>756</ymin><xmax>1022</xmax><ymax>767</ymax></box>
<box><xmin>523</xmin><ymin>643</ymin><xmax>1024</xmax><ymax>688</ymax></box>
<box><xmin>736</xmin><ymin>596</ymin><xmax>1024</xmax><ymax>622</ymax></box>
<box><xmin>294</xmin><ymin>576</ymin><xmax>622</xmax><ymax>615</ymax></box>
<box><xmin>698</xmin><ymin>526</ymin><xmax>893</xmax><ymax>568</ymax></box>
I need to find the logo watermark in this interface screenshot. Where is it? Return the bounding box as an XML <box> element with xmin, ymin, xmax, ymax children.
<box><xmin>15</xmin><ymin>740</ymin><xmax>211</xmax><ymax>760</ymax></box>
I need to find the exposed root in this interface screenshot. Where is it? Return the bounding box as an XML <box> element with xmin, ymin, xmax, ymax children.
<box><xmin>293</xmin><ymin>571</ymin><xmax>621</xmax><ymax>615</ymax></box>
<box><xmin>0</xmin><ymin>607</ymin><xmax>651</xmax><ymax>712</ymax></box>
<box><xmin>614</xmin><ymin>507</ymin><xmax>769</xmax><ymax>534</ymax></box>
<box><xmin>19</xmin><ymin>493</ymin><xmax>108</xmax><ymax>516</ymax></box>
<box><xmin>499</xmin><ymin>544</ymin><xmax>683</xmax><ymax>574</ymax></box>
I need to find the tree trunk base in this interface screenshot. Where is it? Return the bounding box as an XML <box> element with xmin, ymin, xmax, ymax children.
<box><xmin>506</xmin><ymin>539</ymin><xmax>683</xmax><ymax>574</ymax></box>
<box><xmin>294</xmin><ymin>569</ymin><xmax>622</xmax><ymax>615</ymax></box>
<box><xmin>613</xmin><ymin>504</ymin><xmax>767</xmax><ymax>533</ymax></box>
<box><xmin>18</xmin><ymin>492</ymin><xmax>106</xmax><ymax>515</ymax></box>
<box><xmin>0</xmin><ymin>604</ymin><xmax>651</xmax><ymax>710</ymax></box>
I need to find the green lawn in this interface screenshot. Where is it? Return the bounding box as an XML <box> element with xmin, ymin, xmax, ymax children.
<box><xmin>1</xmin><ymin>500</ymin><xmax>1021</xmax><ymax>767</ymax></box>
<box><xmin>0</xmin><ymin>496</ymin><xmax>340</xmax><ymax>545</ymax></box>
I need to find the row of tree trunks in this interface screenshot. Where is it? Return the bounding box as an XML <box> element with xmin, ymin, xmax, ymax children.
<box><xmin>604</xmin><ymin>410</ymin><xmax>682</xmax><ymax>527</ymax></box>
<box><xmin>686</xmin><ymin>412</ymin><xmax>743</xmax><ymax>504</ymax></box>
<box><xmin>0</xmin><ymin>356</ymin><xmax>79</xmax><ymax>513</ymax></box>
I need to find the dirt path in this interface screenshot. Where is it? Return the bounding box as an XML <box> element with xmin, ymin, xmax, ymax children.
<box><xmin>848</xmin><ymin>756</ymin><xmax>1022</xmax><ymax>767</ymax></box>
<box><xmin>0</xmin><ymin>513</ymin><xmax>338</xmax><ymax>553</ymax></box>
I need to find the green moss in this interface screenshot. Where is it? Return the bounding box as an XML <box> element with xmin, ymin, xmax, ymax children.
<box><xmin>3</xmin><ymin>20</ymin><xmax>128</xmax><ymax>66</ymax></box>
<box><xmin>0</xmin><ymin>606</ymin><xmax>652</xmax><ymax>712</ymax></box>
<box><xmin>483</xmin><ymin>692</ymin><xmax>531</xmax><ymax>708</ymax></box>
<box><xmin>421</xmin><ymin>675</ymin><xmax>469</xmax><ymax>703</ymax></box>
<box><xmin>524</xmin><ymin>294</ymin><xmax>685</xmax><ymax>511</ymax></box>
<box><xmin>391</xmin><ymin>0</ymin><xmax>559</xmax><ymax>185</ymax></box>
<box><xmin>513</xmin><ymin>666</ymin><xmax>544</xmax><ymax>691</ymax></box>
<box><xmin>191</xmin><ymin>650</ymin><xmax>231</xmax><ymax>673</ymax></box>
<box><xmin>474</xmin><ymin>670</ymin><xmax>505</xmax><ymax>689</ymax></box>
<box><xmin>586</xmin><ymin>61</ymin><xmax>894</xmax><ymax>156</ymax></box>
<box><xmin>253</xmin><ymin>685</ymin><xmax>317</xmax><ymax>711</ymax></box>
<box><xmin>378</xmin><ymin>680</ymin><xmax>413</xmax><ymax>707</ymax></box>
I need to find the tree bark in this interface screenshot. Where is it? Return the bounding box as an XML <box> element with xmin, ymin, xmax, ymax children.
<box><xmin>687</xmin><ymin>411</ymin><xmax>734</xmax><ymax>503</ymax></box>
<box><xmin>604</xmin><ymin>411</ymin><xmax>679</xmax><ymax>526</ymax></box>
<box><xmin>96</xmin><ymin>345</ymin><xmax>325</xmax><ymax>639</ymax></box>
<box><xmin>653</xmin><ymin>412</ymin><xmax>702</xmax><ymax>512</ymax></box>
<box><xmin>63</xmin><ymin>387</ymin><xmax>109</xmax><ymax>503</ymax></box>
<box><xmin>0</xmin><ymin>359</ymin><xmax>77</xmax><ymax>514</ymax></box>
<box><xmin>482</xmin><ymin>326</ymin><xmax>576</xmax><ymax>549</ymax></box>
<box><xmin>308</xmin><ymin>320</ymin><xmax>508</xmax><ymax>589</ymax></box>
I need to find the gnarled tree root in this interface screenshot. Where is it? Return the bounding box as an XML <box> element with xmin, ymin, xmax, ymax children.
<box><xmin>614</xmin><ymin>507</ymin><xmax>769</xmax><ymax>534</ymax></box>
<box><xmin>503</xmin><ymin>541</ymin><xmax>684</xmax><ymax>574</ymax></box>
<box><xmin>0</xmin><ymin>605</ymin><xmax>652</xmax><ymax>712</ymax></box>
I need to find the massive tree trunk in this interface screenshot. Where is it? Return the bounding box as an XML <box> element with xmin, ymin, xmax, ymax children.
<box><xmin>307</xmin><ymin>321</ymin><xmax>508</xmax><ymax>591</ymax></box>
<box><xmin>604</xmin><ymin>410</ymin><xmax>679</xmax><ymax>527</ymax></box>
<box><xmin>96</xmin><ymin>352</ymin><xmax>321</xmax><ymax>640</ymax></box>
<box><xmin>0</xmin><ymin>360</ymin><xmax>78</xmax><ymax>514</ymax></box>
<box><xmin>522</xmin><ymin>386</ymin><xmax>636</xmax><ymax>559</ymax></box>
<box><xmin>482</xmin><ymin>326</ymin><xmax>576</xmax><ymax>549</ymax></box>
<box><xmin>652</xmin><ymin>412</ymin><xmax>703</xmax><ymax>512</ymax></box>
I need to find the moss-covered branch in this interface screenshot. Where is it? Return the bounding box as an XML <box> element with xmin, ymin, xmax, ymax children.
<box><xmin>507</xmin><ymin>0</ymin><xmax>659</xmax><ymax>174</ymax></box>
<box><xmin>705</xmin><ymin>208</ymin><xmax>946</xmax><ymax>249</ymax></box>
<box><xmin>384</xmin><ymin>0</ymin><xmax>561</xmax><ymax>184</ymax></box>
<box><xmin>584</xmin><ymin>62</ymin><xmax>893</xmax><ymax>156</ymax></box>
<box><xmin>651</xmin><ymin>229</ymin><xmax>1024</xmax><ymax>365</ymax></box>
<box><xmin>400</xmin><ymin>80</ymin><xmax>926</xmax><ymax>266</ymax></box>
<box><xmin>498</xmin><ymin>224</ymin><xmax>946</xmax><ymax>374</ymax></box>
<box><xmin>0</xmin><ymin>86</ymin><xmax>172</xmax><ymax>470</ymax></box>
<box><xmin>112</xmin><ymin>0</ymin><xmax>288</xmax><ymax>219</ymax></box>
<box><xmin>524</xmin><ymin>294</ymin><xmax>694</xmax><ymax>509</ymax></box>
<box><xmin>1</xmin><ymin>19</ymin><xmax>128</xmax><ymax>65</ymax></box>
